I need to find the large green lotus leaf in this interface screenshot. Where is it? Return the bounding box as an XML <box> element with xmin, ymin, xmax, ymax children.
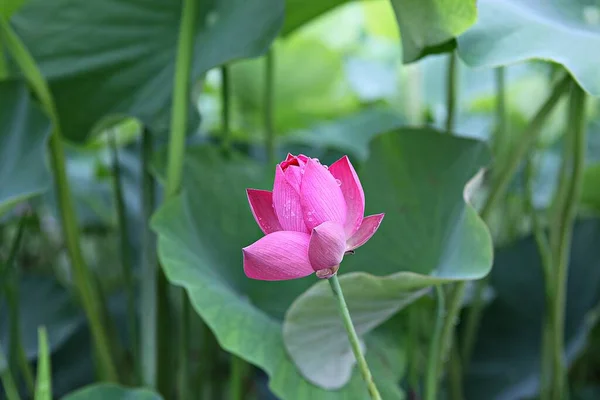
<box><xmin>62</xmin><ymin>384</ymin><xmax>163</xmax><ymax>400</ymax></box>
<box><xmin>465</xmin><ymin>219</ymin><xmax>600</xmax><ymax>399</ymax></box>
<box><xmin>10</xmin><ymin>0</ymin><xmax>283</xmax><ymax>142</ymax></box>
<box><xmin>0</xmin><ymin>80</ymin><xmax>51</xmax><ymax>217</ymax></box>
<box><xmin>152</xmin><ymin>128</ymin><xmax>491</xmax><ymax>397</ymax></box>
<box><xmin>151</xmin><ymin>148</ymin><xmax>404</xmax><ymax>399</ymax></box>
<box><xmin>283</xmin><ymin>129</ymin><xmax>493</xmax><ymax>388</ymax></box>
<box><xmin>0</xmin><ymin>275</ymin><xmax>84</xmax><ymax>372</ymax></box>
<box><xmin>389</xmin><ymin>0</ymin><xmax>477</xmax><ymax>63</ymax></box>
<box><xmin>231</xmin><ymin>36</ymin><xmax>358</xmax><ymax>135</ymax></box>
<box><xmin>457</xmin><ymin>0</ymin><xmax>600</xmax><ymax>96</ymax></box>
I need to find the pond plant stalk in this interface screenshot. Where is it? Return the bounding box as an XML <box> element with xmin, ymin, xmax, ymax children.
<box><xmin>328</xmin><ymin>274</ymin><xmax>382</xmax><ymax>400</ymax></box>
<box><xmin>2</xmin><ymin>214</ymin><xmax>35</xmax><ymax>395</ymax></box>
<box><xmin>0</xmin><ymin>341</ymin><xmax>21</xmax><ymax>400</ymax></box>
<box><xmin>163</xmin><ymin>0</ymin><xmax>197</xmax><ymax>397</ymax></box>
<box><xmin>0</xmin><ymin>17</ymin><xmax>119</xmax><ymax>382</ymax></box>
<box><xmin>264</xmin><ymin>49</ymin><xmax>275</xmax><ymax>165</ymax></box>
<box><xmin>221</xmin><ymin>65</ymin><xmax>231</xmax><ymax>154</ymax></box>
<box><xmin>109</xmin><ymin>130</ymin><xmax>139</xmax><ymax>383</ymax></box>
<box><xmin>445</xmin><ymin>51</ymin><xmax>457</xmax><ymax>134</ymax></box>
<box><xmin>220</xmin><ymin>57</ymin><xmax>249</xmax><ymax>400</ymax></box>
<box><xmin>140</xmin><ymin>127</ymin><xmax>158</xmax><ymax>388</ymax></box>
<box><xmin>1</xmin><ymin>214</ymin><xmax>35</xmax><ymax>395</ymax></box>
<box><xmin>460</xmin><ymin>73</ymin><xmax>571</xmax><ymax>367</ymax></box>
<box><xmin>549</xmin><ymin>81</ymin><xmax>586</xmax><ymax>400</ymax></box>
<box><xmin>424</xmin><ymin>285</ymin><xmax>445</xmax><ymax>400</ymax></box>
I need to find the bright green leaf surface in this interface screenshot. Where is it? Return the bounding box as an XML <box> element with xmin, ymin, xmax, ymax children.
<box><xmin>389</xmin><ymin>0</ymin><xmax>477</xmax><ymax>63</ymax></box>
<box><xmin>0</xmin><ymin>80</ymin><xmax>51</xmax><ymax>216</ymax></box>
<box><xmin>11</xmin><ymin>0</ymin><xmax>284</xmax><ymax>142</ymax></box>
<box><xmin>457</xmin><ymin>0</ymin><xmax>600</xmax><ymax>96</ymax></box>
<box><xmin>283</xmin><ymin>129</ymin><xmax>493</xmax><ymax>388</ymax></box>
<box><xmin>62</xmin><ymin>384</ymin><xmax>163</xmax><ymax>400</ymax></box>
<box><xmin>152</xmin><ymin>128</ymin><xmax>491</xmax><ymax>397</ymax></box>
<box><xmin>465</xmin><ymin>219</ymin><xmax>600</xmax><ymax>399</ymax></box>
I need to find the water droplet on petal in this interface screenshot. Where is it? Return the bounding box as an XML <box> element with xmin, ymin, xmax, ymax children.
<box><xmin>335</xmin><ymin>179</ymin><xmax>342</xmax><ymax>186</ymax></box>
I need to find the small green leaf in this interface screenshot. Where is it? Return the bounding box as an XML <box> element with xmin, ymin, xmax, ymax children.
<box><xmin>0</xmin><ymin>80</ymin><xmax>51</xmax><ymax>216</ymax></box>
<box><xmin>389</xmin><ymin>0</ymin><xmax>477</xmax><ymax>63</ymax></box>
<box><xmin>61</xmin><ymin>384</ymin><xmax>163</xmax><ymax>400</ymax></box>
<box><xmin>457</xmin><ymin>0</ymin><xmax>600</xmax><ymax>96</ymax></box>
<box><xmin>11</xmin><ymin>0</ymin><xmax>284</xmax><ymax>142</ymax></box>
<box><xmin>34</xmin><ymin>327</ymin><xmax>51</xmax><ymax>400</ymax></box>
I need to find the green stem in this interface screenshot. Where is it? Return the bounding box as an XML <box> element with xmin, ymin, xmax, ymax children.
<box><xmin>0</xmin><ymin>17</ymin><xmax>118</xmax><ymax>381</ymax></box>
<box><xmin>438</xmin><ymin>284</ymin><xmax>466</xmax><ymax>378</ymax></box>
<box><xmin>221</xmin><ymin>65</ymin><xmax>231</xmax><ymax>153</ymax></box>
<box><xmin>230</xmin><ymin>356</ymin><xmax>247</xmax><ymax>400</ymax></box>
<box><xmin>156</xmin><ymin>270</ymin><xmax>172</xmax><ymax>397</ymax></box>
<box><xmin>425</xmin><ymin>285</ymin><xmax>445</xmax><ymax>400</ymax></box>
<box><xmin>550</xmin><ymin>81</ymin><xmax>587</xmax><ymax>400</ymax></box>
<box><xmin>407</xmin><ymin>306</ymin><xmax>421</xmax><ymax>396</ymax></box>
<box><xmin>460</xmin><ymin>74</ymin><xmax>571</xmax><ymax>366</ymax></box>
<box><xmin>2</xmin><ymin>216</ymin><xmax>35</xmax><ymax>395</ymax></box>
<box><xmin>109</xmin><ymin>131</ymin><xmax>138</xmax><ymax>383</ymax></box>
<box><xmin>481</xmin><ymin>74</ymin><xmax>570</xmax><ymax>220</ymax></box>
<box><xmin>524</xmin><ymin>158</ymin><xmax>553</xmax><ymax>280</ymax></box>
<box><xmin>328</xmin><ymin>274</ymin><xmax>382</xmax><ymax>400</ymax></box>
<box><xmin>445</xmin><ymin>52</ymin><xmax>457</xmax><ymax>134</ymax></box>
<box><xmin>492</xmin><ymin>67</ymin><xmax>507</xmax><ymax>156</ymax></box>
<box><xmin>140</xmin><ymin>128</ymin><xmax>157</xmax><ymax>388</ymax></box>
<box><xmin>264</xmin><ymin>49</ymin><xmax>275</xmax><ymax>165</ymax></box>
<box><xmin>525</xmin><ymin>154</ymin><xmax>554</xmax><ymax>400</ymax></box>
<box><xmin>165</xmin><ymin>0</ymin><xmax>197</xmax><ymax>198</ymax></box>
<box><xmin>550</xmin><ymin>100</ymin><xmax>576</xmax><ymax>256</ymax></box>
<box><xmin>178</xmin><ymin>299</ymin><xmax>190</xmax><ymax>400</ymax></box>
<box><xmin>163</xmin><ymin>0</ymin><xmax>197</xmax><ymax>397</ymax></box>
<box><xmin>448</xmin><ymin>345</ymin><xmax>464</xmax><ymax>400</ymax></box>
<box><xmin>35</xmin><ymin>327</ymin><xmax>51</xmax><ymax>400</ymax></box>
<box><xmin>205</xmin><ymin>325</ymin><xmax>223</xmax><ymax>400</ymax></box>
<box><xmin>0</xmin><ymin>340</ymin><xmax>22</xmax><ymax>400</ymax></box>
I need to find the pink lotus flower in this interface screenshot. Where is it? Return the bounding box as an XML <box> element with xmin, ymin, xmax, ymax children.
<box><xmin>243</xmin><ymin>154</ymin><xmax>384</xmax><ymax>281</ymax></box>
